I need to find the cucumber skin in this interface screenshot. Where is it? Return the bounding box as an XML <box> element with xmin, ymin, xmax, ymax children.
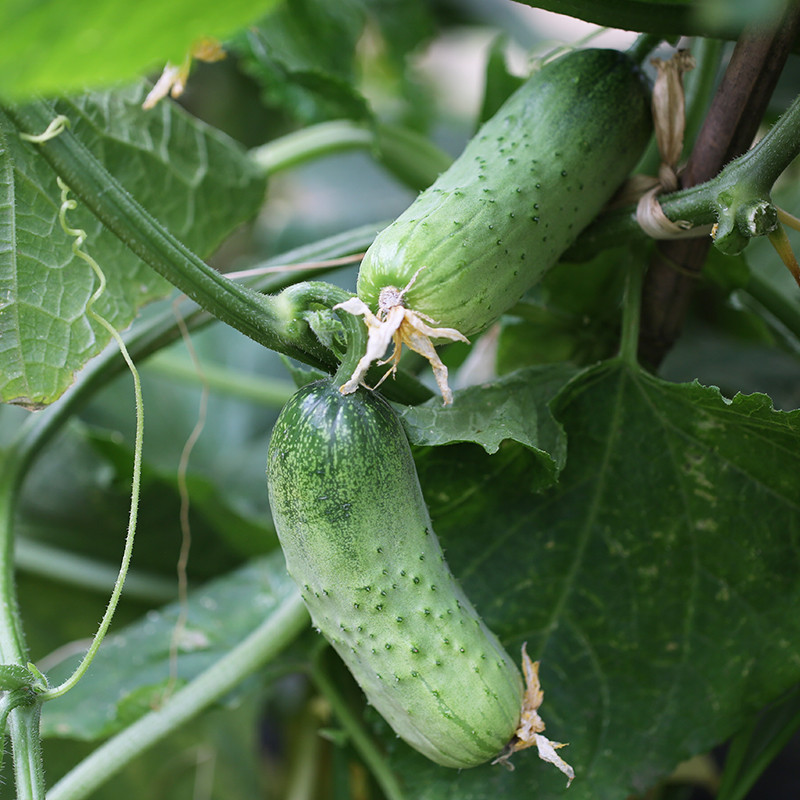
<box><xmin>267</xmin><ymin>380</ymin><xmax>523</xmax><ymax>768</ymax></box>
<box><xmin>357</xmin><ymin>48</ymin><xmax>652</xmax><ymax>335</ymax></box>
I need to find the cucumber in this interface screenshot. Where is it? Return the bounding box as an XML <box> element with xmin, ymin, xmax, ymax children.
<box><xmin>337</xmin><ymin>48</ymin><xmax>651</xmax><ymax>402</ymax></box>
<box><xmin>358</xmin><ymin>47</ymin><xmax>651</xmax><ymax>336</ymax></box>
<box><xmin>266</xmin><ymin>380</ymin><xmax>524</xmax><ymax>768</ymax></box>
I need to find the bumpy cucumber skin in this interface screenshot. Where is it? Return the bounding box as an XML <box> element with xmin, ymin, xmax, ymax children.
<box><xmin>267</xmin><ymin>381</ymin><xmax>523</xmax><ymax>768</ymax></box>
<box><xmin>357</xmin><ymin>48</ymin><xmax>652</xmax><ymax>335</ymax></box>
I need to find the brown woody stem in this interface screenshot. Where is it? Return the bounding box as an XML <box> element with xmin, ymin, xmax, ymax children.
<box><xmin>637</xmin><ymin>3</ymin><xmax>800</xmax><ymax>369</ymax></box>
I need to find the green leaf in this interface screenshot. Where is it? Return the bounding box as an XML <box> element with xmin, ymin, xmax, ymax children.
<box><xmin>236</xmin><ymin>0</ymin><xmax>370</xmax><ymax>123</ymax></box>
<box><xmin>39</xmin><ymin>552</ymin><xmax>297</xmax><ymax>740</ymax></box>
<box><xmin>0</xmin><ymin>83</ymin><xmax>266</xmax><ymax>407</ymax></box>
<box><xmin>399</xmin><ymin>365</ymin><xmax>575</xmax><ymax>486</ymax></box>
<box><xmin>382</xmin><ymin>360</ymin><xmax>800</xmax><ymax>798</ymax></box>
<box><xmin>16</xmin><ymin>406</ymin><xmax>274</xmax><ymax>581</ymax></box>
<box><xmin>0</xmin><ymin>664</ymin><xmax>39</xmax><ymax>692</ymax></box>
<box><xmin>0</xmin><ymin>0</ymin><xmax>277</xmax><ymax>101</ymax></box>
<box><xmin>37</xmin><ymin>700</ymin><xmax>266</xmax><ymax>800</ymax></box>
<box><xmin>478</xmin><ymin>36</ymin><xmax>524</xmax><ymax>127</ymax></box>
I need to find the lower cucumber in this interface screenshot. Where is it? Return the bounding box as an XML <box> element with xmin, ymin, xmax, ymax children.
<box><xmin>266</xmin><ymin>380</ymin><xmax>523</xmax><ymax>768</ymax></box>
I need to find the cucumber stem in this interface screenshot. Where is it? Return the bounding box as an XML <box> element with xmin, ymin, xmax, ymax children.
<box><xmin>0</xmin><ymin>469</ymin><xmax>26</xmax><ymax>664</ymax></box>
<box><xmin>283</xmin><ymin>700</ymin><xmax>326</xmax><ymax>800</ymax></box>
<box><xmin>681</xmin><ymin>38</ymin><xmax>726</xmax><ymax>162</ymax></box>
<box><xmin>275</xmin><ymin>280</ymin><xmax>367</xmax><ymax>386</ymax></box>
<box><xmin>0</xmin><ymin>462</ymin><xmax>43</xmax><ymax>800</ymax></box>
<box><xmin>570</xmin><ymin>80</ymin><xmax>800</xmax><ymax>259</ymax></box>
<box><xmin>250</xmin><ymin>120</ymin><xmax>374</xmax><ymax>174</ymax></box>
<box><xmin>716</xmin><ymin>687</ymin><xmax>800</xmax><ymax>800</ymax></box>
<box><xmin>743</xmin><ymin>269</ymin><xmax>800</xmax><ymax>342</ymax></box>
<box><xmin>3</xmin><ymin>100</ymin><xmax>334</xmax><ymax>373</ymax></box>
<box><xmin>8</xmin><ymin>705</ymin><xmax>45</xmax><ymax>800</ymax></box>
<box><xmin>143</xmin><ymin>351</ymin><xmax>297</xmax><ymax>408</ymax></box>
<box><xmin>626</xmin><ymin>34</ymin><xmax>663</xmax><ymax>66</ymax></box>
<box><xmin>250</xmin><ymin>120</ymin><xmax>452</xmax><ymax>192</ymax></box>
<box><xmin>14</xmin><ymin>537</ymin><xmax>177</xmax><ymax>602</ymax></box>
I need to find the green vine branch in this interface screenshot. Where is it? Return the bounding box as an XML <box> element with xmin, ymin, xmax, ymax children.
<box><xmin>249</xmin><ymin>119</ymin><xmax>452</xmax><ymax>192</ymax></box>
<box><xmin>8</xmin><ymin>705</ymin><xmax>44</xmax><ymax>800</ymax></box>
<box><xmin>0</xmin><ymin>435</ymin><xmax>43</xmax><ymax>800</ymax></box>
<box><xmin>570</xmin><ymin>87</ymin><xmax>800</xmax><ymax>261</ymax></box>
<box><xmin>3</xmin><ymin>101</ymin><xmax>338</xmax><ymax>374</ymax></box>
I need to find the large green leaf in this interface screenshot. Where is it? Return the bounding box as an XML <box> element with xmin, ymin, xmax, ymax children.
<box><xmin>39</xmin><ymin>551</ymin><xmax>298</xmax><ymax>740</ymax></box>
<box><xmin>0</xmin><ymin>0</ymin><xmax>277</xmax><ymax>101</ymax></box>
<box><xmin>0</xmin><ymin>83</ymin><xmax>266</xmax><ymax>407</ymax></box>
<box><xmin>379</xmin><ymin>359</ymin><xmax>800</xmax><ymax>798</ymax></box>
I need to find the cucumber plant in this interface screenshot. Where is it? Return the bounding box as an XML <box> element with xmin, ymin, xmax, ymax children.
<box><xmin>4</xmin><ymin>2</ymin><xmax>800</xmax><ymax>800</ymax></box>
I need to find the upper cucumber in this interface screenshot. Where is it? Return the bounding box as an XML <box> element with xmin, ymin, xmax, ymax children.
<box><xmin>356</xmin><ymin>47</ymin><xmax>652</xmax><ymax>335</ymax></box>
<box><xmin>266</xmin><ymin>380</ymin><xmax>523</xmax><ymax>768</ymax></box>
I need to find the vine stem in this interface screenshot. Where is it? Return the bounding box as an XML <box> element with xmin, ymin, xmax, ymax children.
<box><xmin>283</xmin><ymin>701</ymin><xmax>325</xmax><ymax>800</ymax></box>
<box><xmin>143</xmin><ymin>351</ymin><xmax>297</xmax><ymax>407</ymax></box>
<box><xmin>46</xmin><ymin>590</ymin><xmax>309</xmax><ymax>800</ymax></box>
<box><xmin>637</xmin><ymin>7</ymin><xmax>800</xmax><ymax>367</ymax></box>
<box><xmin>250</xmin><ymin>120</ymin><xmax>374</xmax><ymax>174</ymax></box>
<box><xmin>14</xmin><ymin>538</ymin><xmax>177</xmax><ymax>602</ymax></box>
<box><xmin>570</xmin><ymin>89</ymin><xmax>800</xmax><ymax>259</ymax></box>
<box><xmin>35</xmin><ymin>180</ymin><xmax>146</xmax><ymax>701</ymax></box>
<box><xmin>0</xmin><ymin>118</ymin><xmax>30</xmax><ymax>671</ymax></box>
<box><xmin>744</xmin><ymin>269</ymin><xmax>800</xmax><ymax>341</ymax></box>
<box><xmin>0</xmin><ymin>469</ymin><xmax>26</xmax><ymax>665</ymax></box>
<box><xmin>0</xmin><ymin>453</ymin><xmax>44</xmax><ymax>800</ymax></box>
<box><xmin>716</xmin><ymin>686</ymin><xmax>800</xmax><ymax>800</ymax></box>
<box><xmin>9</xmin><ymin>705</ymin><xmax>44</xmax><ymax>800</ymax></box>
<box><xmin>250</xmin><ymin>120</ymin><xmax>452</xmax><ymax>192</ymax></box>
<box><xmin>626</xmin><ymin>33</ymin><xmax>663</xmax><ymax>67</ymax></box>
<box><xmin>2</xmin><ymin>101</ymin><xmax>334</xmax><ymax>372</ymax></box>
